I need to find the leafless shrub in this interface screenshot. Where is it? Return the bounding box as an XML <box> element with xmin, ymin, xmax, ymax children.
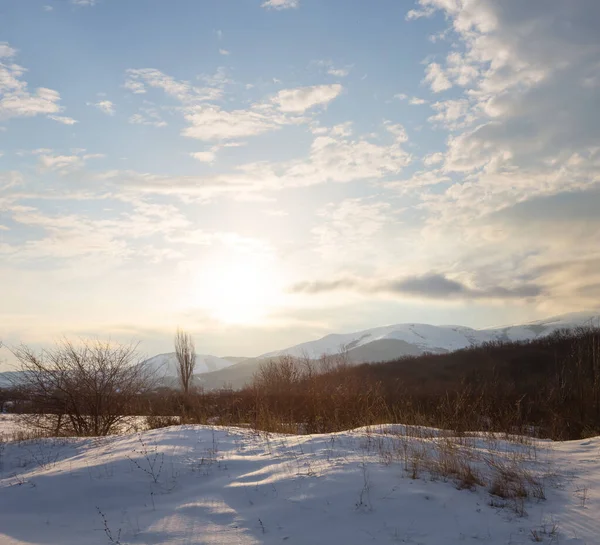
<box><xmin>575</xmin><ymin>486</ymin><xmax>589</xmax><ymax>507</ymax></box>
<box><xmin>355</xmin><ymin>462</ymin><xmax>373</xmax><ymax>511</ymax></box>
<box><xmin>96</xmin><ymin>507</ymin><xmax>122</xmax><ymax>544</ymax></box>
<box><xmin>10</xmin><ymin>339</ymin><xmax>154</xmax><ymax>437</ymax></box>
<box><xmin>144</xmin><ymin>415</ymin><xmax>180</xmax><ymax>430</ymax></box>
<box><xmin>126</xmin><ymin>435</ymin><xmax>164</xmax><ymax>484</ymax></box>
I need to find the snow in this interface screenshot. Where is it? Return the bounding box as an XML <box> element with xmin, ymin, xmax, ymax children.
<box><xmin>261</xmin><ymin>311</ymin><xmax>600</xmax><ymax>360</ymax></box>
<box><xmin>1</xmin><ymin>422</ymin><xmax>599</xmax><ymax>544</ymax></box>
<box><xmin>144</xmin><ymin>353</ymin><xmax>236</xmax><ymax>377</ymax></box>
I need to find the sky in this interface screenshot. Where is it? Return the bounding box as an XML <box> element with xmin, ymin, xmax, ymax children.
<box><xmin>1</xmin><ymin>0</ymin><xmax>600</xmax><ymax>364</ymax></box>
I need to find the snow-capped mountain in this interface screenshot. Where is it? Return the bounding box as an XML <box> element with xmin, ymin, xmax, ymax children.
<box><xmin>259</xmin><ymin>311</ymin><xmax>600</xmax><ymax>360</ymax></box>
<box><xmin>143</xmin><ymin>353</ymin><xmax>236</xmax><ymax>377</ymax></box>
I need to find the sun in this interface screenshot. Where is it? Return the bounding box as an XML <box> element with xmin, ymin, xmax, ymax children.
<box><xmin>190</xmin><ymin>257</ymin><xmax>280</xmax><ymax>325</ymax></box>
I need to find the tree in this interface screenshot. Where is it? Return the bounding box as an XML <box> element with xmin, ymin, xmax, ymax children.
<box><xmin>175</xmin><ymin>329</ymin><xmax>196</xmax><ymax>394</ymax></box>
<box><xmin>11</xmin><ymin>339</ymin><xmax>153</xmax><ymax>437</ymax></box>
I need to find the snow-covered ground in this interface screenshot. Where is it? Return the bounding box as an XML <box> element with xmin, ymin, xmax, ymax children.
<box><xmin>0</xmin><ymin>422</ymin><xmax>598</xmax><ymax>544</ymax></box>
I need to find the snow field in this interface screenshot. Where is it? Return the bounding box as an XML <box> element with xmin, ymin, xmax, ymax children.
<box><xmin>0</xmin><ymin>423</ymin><xmax>598</xmax><ymax>544</ymax></box>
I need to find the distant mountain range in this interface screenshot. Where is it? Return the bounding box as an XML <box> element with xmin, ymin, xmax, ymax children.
<box><xmin>2</xmin><ymin>311</ymin><xmax>599</xmax><ymax>390</ymax></box>
<box><xmin>191</xmin><ymin>310</ymin><xmax>600</xmax><ymax>390</ymax></box>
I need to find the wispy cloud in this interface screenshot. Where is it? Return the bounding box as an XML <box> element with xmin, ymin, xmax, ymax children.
<box><xmin>89</xmin><ymin>100</ymin><xmax>115</xmax><ymax>115</ymax></box>
<box><xmin>0</xmin><ymin>43</ymin><xmax>71</xmax><ymax>122</ymax></box>
<box><xmin>261</xmin><ymin>0</ymin><xmax>299</xmax><ymax>10</ymax></box>
<box><xmin>48</xmin><ymin>115</ymin><xmax>78</xmax><ymax>125</ymax></box>
<box><xmin>273</xmin><ymin>84</ymin><xmax>343</xmax><ymax>113</ymax></box>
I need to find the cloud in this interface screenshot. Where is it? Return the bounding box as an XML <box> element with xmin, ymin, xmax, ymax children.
<box><xmin>422</xmin><ymin>152</ymin><xmax>444</xmax><ymax>166</ymax></box>
<box><xmin>71</xmin><ymin>0</ymin><xmax>97</xmax><ymax>5</ymax></box>
<box><xmin>38</xmin><ymin>150</ymin><xmax>104</xmax><ymax>173</ymax></box>
<box><xmin>394</xmin><ymin>94</ymin><xmax>427</xmax><ymax>105</ymax></box>
<box><xmin>0</xmin><ymin>172</ymin><xmax>23</xmax><ymax>192</ymax></box>
<box><xmin>0</xmin><ymin>43</ymin><xmax>17</xmax><ymax>58</ymax></box>
<box><xmin>128</xmin><ymin>106</ymin><xmax>167</xmax><ymax>128</ymax></box>
<box><xmin>89</xmin><ymin>100</ymin><xmax>115</xmax><ymax>115</ymax></box>
<box><xmin>428</xmin><ymin>99</ymin><xmax>475</xmax><ymax>130</ymax></box>
<box><xmin>312</xmin><ymin>60</ymin><xmax>352</xmax><ymax>78</ymax></box>
<box><xmin>311</xmin><ymin>198</ymin><xmax>396</xmax><ymax>260</ymax></box>
<box><xmin>190</xmin><ymin>151</ymin><xmax>216</xmax><ymax>163</ymax></box>
<box><xmin>124</xmin><ymin>68</ymin><xmax>222</xmax><ymax>102</ymax></box>
<box><xmin>395</xmin><ymin>0</ymin><xmax>600</xmax><ymax>311</ymax></box>
<box><xmin>424</xmin><ymin>62</ymin><xmax>451</xmax><ymax>92</ymax></box>
<box><xmin>47</xmin><ymin>115</ymin><xmax>78</xmax><ymax>125</ymax></box>
<box><xmin>219</xmin><ymin>49</ymin><xmax>230</xmax><ymax>56</ymax></box>
<box><xmin>328</xmin><ymin>67</ymin><xmax>350</xmax><ymax>78</ymax></box>
<box><xmin>261</xmin><ymin>0</ymin><xmax>299</xmax><ymax>10</ymax></box>
<box><xmin>98</xmin><ymin>123</ymin><xmax>410</xmax><ymax>200</ymax></box>
<box><xmin>273</xmin><ymin>84</ymin><xmax>343</xmax><ymax>113</ymax></box>
<box><xmin>0</xmin><ymin>44</ymin><xmax>70</xmax><ymax>122</ymax></box>
<box><xmin>182</xmin><ymin>84</ymin><xmax>340</xmax><ymax>141</ymax></box>
<box><xmin>182</xmin><ymin>104</ymin><xmax>293</xmax><ymax>141</ymax></box>
<box><xmin>290</xmin><ymin>273</ymin><xmax>542</xmax><ymax>301</ymax></box>
<box><xmin>125</xmin><ymin>68</ymin><xmax>344</xmax><ymax>143</ymax></box>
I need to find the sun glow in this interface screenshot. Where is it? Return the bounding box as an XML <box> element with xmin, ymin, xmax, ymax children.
<box><xmin>190</xmin><ymin>257</ymin><xmax>281</xmax><ymax>325</ymax></box>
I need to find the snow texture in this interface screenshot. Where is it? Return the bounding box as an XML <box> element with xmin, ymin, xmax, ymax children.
<box><xmin>0</xmin><ymin>421</ymin><xmax>598</xmax><ymax>544</ymax></box>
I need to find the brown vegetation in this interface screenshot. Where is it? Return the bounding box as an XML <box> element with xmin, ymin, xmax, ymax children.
<box><xmin>4</xmin><ymin>327</ymin><xmax>600</xmax><ymax>441</ymax></box>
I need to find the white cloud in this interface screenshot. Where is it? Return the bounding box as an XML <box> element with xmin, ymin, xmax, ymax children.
<box><xmin>219</xmin><ymin>49</ymin><xmax>230</xmax><ymax>56</ymax></box>
<box><xmin>424</xmin><ymin>62</ymin><xmax>452</xmax><ymax>92</ymax></box>
<box><xmin>89</xmin><ymin>100</ymin><xmax>115</xmax><ymax>115</ymax></box>
<box><xmin>39</xmin><ymin>154</ymin><xmax>83</xmax><ymax>172</ymax></box>
<box><xmin>428</xmin><ymin>99</ymin><xmax>475</xmax><ymax>130</ymax></box>
<box><xmin>313</xmin><ymin>60</ymin><xmax>352</xmax><ymax>78</ymax></box>
<box><xmin>128</xmin><ymin>106</ymin><xmax>167</xmax><ymax>128</ymax></box>
<box><xmin>38</xmin><ymin>150</ymin><xmax>104</xmax><ymax>173</ymax></box>
<box><xmin>273</xmin><ymin>84</ymin><xmax>342</xmax><ymax>113</ymax></box>
<box><xmin>423</xmin><ymin>152</ymin><xmax>444</xmax><ymax>166</ymax></box>
<box><xmin>0</xmin><ymin>45</ymin><xmax>70</xmax><ymax>122</ymax></box>
<box><xmin>385</xmin><ymin>168</ymin><xmax>451</xmax><ymax>193</ymax></box>
<box><xmin>124</xmin><ymin>68</ymin><xmax>222</xmax><ymax>102</ymax></box>
<box><xmin>394</xmin><ymin>93</ymin><xmax>427</xmax><ymax>105</ymax></box>
<box><xmin>261</xmin><ymin>0</ymin><xmax>299</xmax><ymax>10</ymax></box>
<box><xmin>99</xmin><ymin>124</ymin><xmax>411</xmax><ymax>200</ymax></box>
<box><xmin>0</xmin><ymin>43</ymin><xmax>17</xmax><ymax>58</ymax></box>
<box><xmin>401</xmin><ymin>0</ymin><xmax>600</xmax><ymax>308</ymax></box>
<box><xmin>190</xmin><ymin>151</ymin><xmax>216</xmax><ymax>163</ymax></box>
<box><xmin>385</xmin><ymin>122</ymin><xmax>408</xmax><ymax>143</ymax></box>
<box><xmin>71</xmin><ymin>0</ymin><xmax>97</xmax><ymax>5</ymax></box>
<box><xmin>312</xmin><ymin>198</ymin><xmax>396</xmax><ymax>261</ymax></box>
<box><xmin>328</xmin><ymin>67</ymin><xmax>350</xmax><ymax>78</ymax></box>
<box><xmin>47</xmin><ymin>115</ymin><xmax>78</xmax><ymax>125</ymax></box>
<box><xmin>43</xmin><ymin>5</ymin><xmax>53</xmax><ymax>11</ymax></box>
<box><xmin>182</xmin><ymin>104</ymin><xmax>291</xmax><ymax>141</ymax></box>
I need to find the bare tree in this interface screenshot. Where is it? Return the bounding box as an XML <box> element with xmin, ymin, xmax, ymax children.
<box><xmin>10</xmin><ymin>339</ymin><xmax>154</xmax><ymax>437</ymax></box>
<box><xmin>175</xmin><ymin>329</ymin><xmax>196</xmax><ymax>394</ymax></box>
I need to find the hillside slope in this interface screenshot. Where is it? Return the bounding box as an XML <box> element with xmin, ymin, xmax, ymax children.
<box><xmin>0</xmin><ymin>424</ymin><xmax>598</xmax><ymax>544</ymax></box>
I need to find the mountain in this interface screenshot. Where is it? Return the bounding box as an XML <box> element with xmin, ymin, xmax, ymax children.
<box><xmin>194</xmin><ymin>311</ymin><xmax>600</xmax><ymax>390</ymax></box>
<box><xmin>143</xmin><ymin>353</ymin><xmax>236</xmax><ymax>378</ymax></box>
<box><xmin>3</xmin><ymin>312</ymin><xmax>598</xmax><ymax>391</ymax></box>
<box><xmin>261</xmin><ymin>311</ymin><xmax>600</xmax><ymax>360</ymax></box>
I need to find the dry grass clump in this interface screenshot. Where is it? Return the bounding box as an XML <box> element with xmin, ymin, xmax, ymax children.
<box><xmin>144</xmin><ymin>415</ymin><xmax>180</xmax><ymax>430</ymax></box>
